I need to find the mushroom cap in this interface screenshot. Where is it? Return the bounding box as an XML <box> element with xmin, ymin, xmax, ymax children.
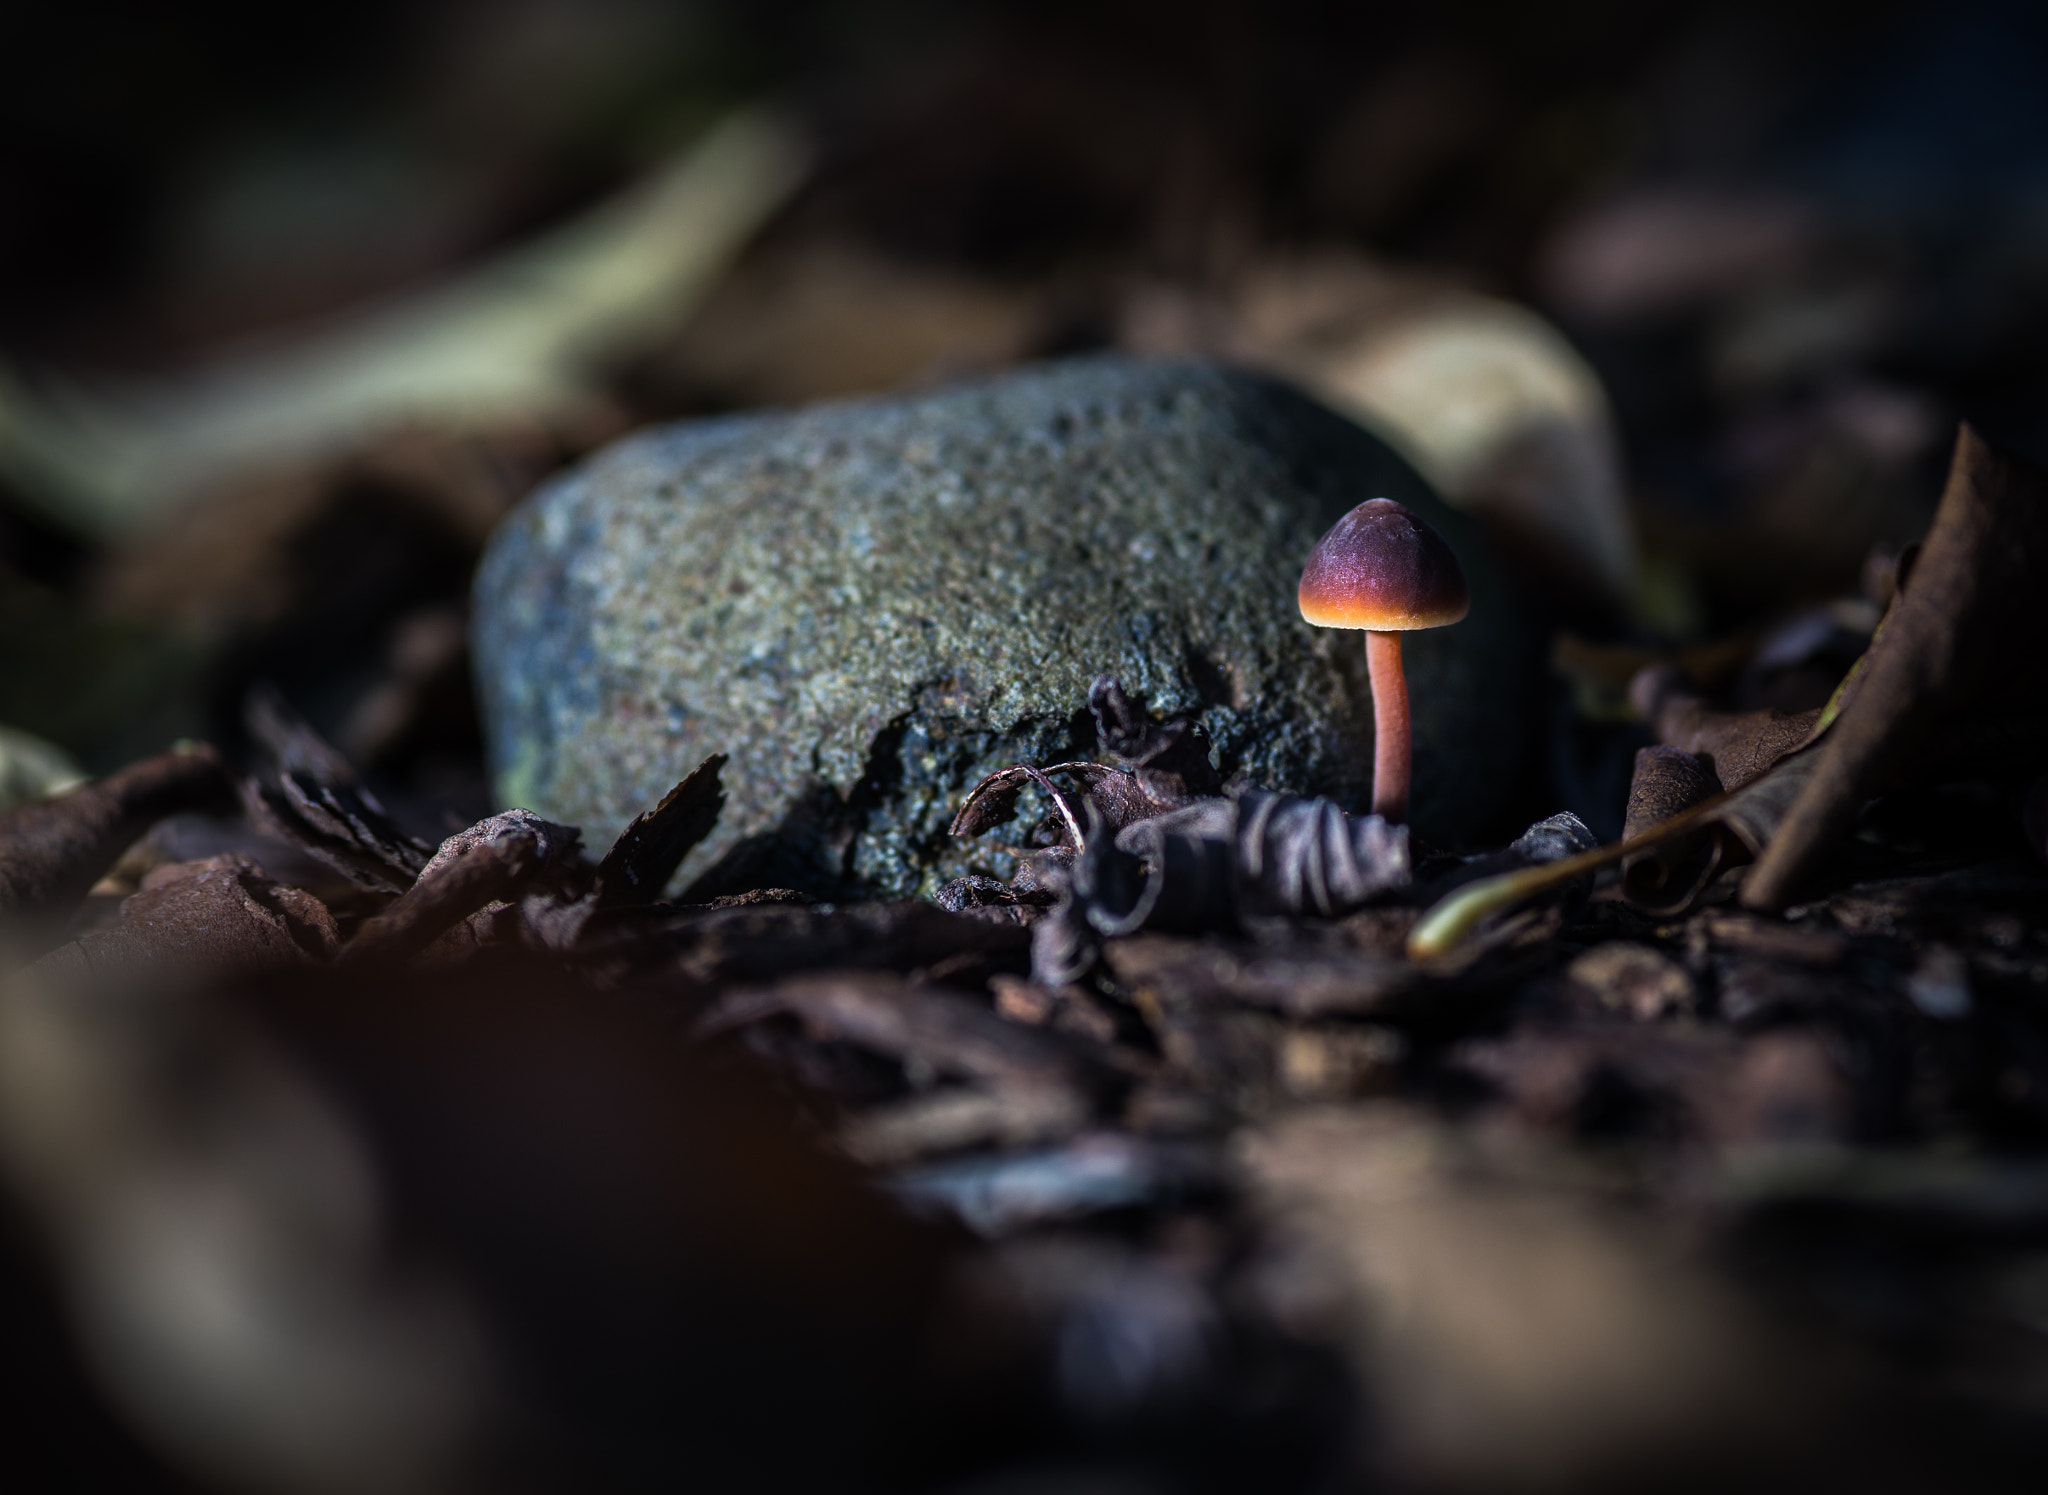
<box><xmin>1298</xmin><ymin>498</ymin><xmax>1470</xmax><ymax>630</ymax></box>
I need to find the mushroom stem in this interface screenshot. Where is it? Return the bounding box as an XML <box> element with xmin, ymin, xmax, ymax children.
<box><xmin>1365</xmin><ymin>629</ymin><xmax>1411</xmax><ymax>822</ymax></box>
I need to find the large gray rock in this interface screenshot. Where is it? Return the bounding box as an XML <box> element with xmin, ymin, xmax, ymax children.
<box><xmin>473</xmin><ymin>357</ymin><xmax>1539</xmax><ymax>898</ymax></box>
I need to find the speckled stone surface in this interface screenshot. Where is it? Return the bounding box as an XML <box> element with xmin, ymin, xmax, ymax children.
<box><xmin>473</xmin><ymin>357</ymin><xmax>1540</xmax><ymax>898</ymax></box>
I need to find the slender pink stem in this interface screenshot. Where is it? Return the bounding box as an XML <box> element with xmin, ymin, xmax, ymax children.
<box><xmin>1365</xmin><ymin>630</ymin><xmax>1410</xmax><ymax>822</ymax></box>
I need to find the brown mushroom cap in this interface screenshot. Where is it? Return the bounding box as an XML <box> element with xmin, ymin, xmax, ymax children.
<box><xmin>1298</xmin><ymin>498</ymin><xmax>1470</xmax><ymax>630</ymax></box>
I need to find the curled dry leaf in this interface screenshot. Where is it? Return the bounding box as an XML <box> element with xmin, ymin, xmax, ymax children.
<box><xmin>1027</xmin><ymin>794</ymin><xmax>1413</xmax><ymax>985</ymax></box>
<box><xmin>0</xmin><ymin>742</ymin><xmax>236</xmax><ymax>930</ymax></box>
<box><xmin>950</xmin><ymin>677</ymin><xmax>1410</xmax><ymax>984</ymax></box>
<box><xmin>1119</xmin><ymin>793</ymin><xmax>1412</xmax><ymax>927</ymax></box>
<box><xmin>947</xmin><ymin>676</ymin><xmax>1220</xmax><ymax>855</ymax></box>
<box><xmin>1622</xmin><ymin>747</ymin><xmax>1723</xmax><ymax>840</ymax></box>
<box><xmin>1085</xmin><ymin>675</ymin><xmax>1223</xmax><ymax>804</ymax></box>
<box><xmin>345</xmin><ymin>809</ymin><xmax>586</xmax><ymax>964</ymax></box>
<box><xmin>949</xmin><ymin>762</ymin><xmax>1112</xmax><ymax>849</ymax></box>
<box><xmin>1621</xmin><ymin>746</ymin><xmax>1724</xmax><ymax>913</ymax></box>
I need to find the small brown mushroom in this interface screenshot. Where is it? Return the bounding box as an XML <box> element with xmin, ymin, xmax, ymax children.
<box><xmin>1298</xmin><ymin>498</ymin><xmax>1469</xmax><ymax>823</ymax></box>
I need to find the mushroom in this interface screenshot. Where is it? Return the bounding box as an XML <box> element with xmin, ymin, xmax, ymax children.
<box><xmin>1298</xmin><ymin>498</ymin><xmax>1469</xmax><ymax>823</ymax></box>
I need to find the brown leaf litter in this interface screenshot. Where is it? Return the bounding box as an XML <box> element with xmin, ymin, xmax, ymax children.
<box><xmin>6</xmin><ymin>427</ymin><xmax>2048</xmax><ymax>1492</ymax></box>
<box><xmin>1411</xmin><ymin>426</ymin><xmax>2048</xmax><ymax>955</ymax></box>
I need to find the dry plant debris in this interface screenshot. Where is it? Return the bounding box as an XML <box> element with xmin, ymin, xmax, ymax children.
<box><xmin>1411</xmin><ymin>429</ymin><xmax>2048</xmax><ymax>958</ymax></box>
<box><xmin>7</xmin><ymin>414</ymin><xmax>2048</xmax><ymax>1490</ymax></box>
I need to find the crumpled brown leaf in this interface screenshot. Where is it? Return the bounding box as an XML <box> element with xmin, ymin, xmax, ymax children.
<box><xmin>34</xmin><ymin>852</ymin><xmax>340</xmax><ymax>979</ymax></box>
<box><xmin>348</xmin><ymin>756</ymin><xmax>732</xmax><ymax>962</ymax></box>
<box><xmin>240</xmin><ymin>688</ymin><xmax>435</xmax><ymax>894</ymax></box>
<box><xmin>1024</xmin><ymin>791</ymin><xmax>1418</xmax><ymax>984</ymax></box>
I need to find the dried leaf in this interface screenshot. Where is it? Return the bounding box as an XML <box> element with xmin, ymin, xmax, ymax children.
<box><xmin>666</xmin><ymin>900</ymin><xmax>1030</xmax><ymax>987</ymax></box>
<box><xmin>1631</xmin><ymin>662</ymin><xmax>1823</xmax><ymax>790</ymax></box>
<box><xmin>1128</xmin><ymin>792</ymin><xmax>1413</xmax><ymax>922</ymax></box>
<box><xmin>0</xmin><ymin>743</ymin><xmax>236</xmax><ymax>929</ymax></box>
<box><xmin>697</xmin><ymin>971</ymin><xmax>1113</xmax><ymax>1100</ymax></box>
<box><xmin>1409</xmin><ymin>751</ymin><xmax>1823</xmax><ymax>955</ymax></box>
<box><xmin>37</xmin><ymin>853</ymin><xmax>339</xmax><ymax>977</ymax></box>
<box><xmin>1620</xmin><ymin>747</ymin><xmax>1723</xmax><ymax>912</ymax></box>
<box><xmin>953</xmin><ymin>680</ymin><xmax>1417</xmax><ymax>981</ymax></box>
<box><xmin>242</xmin><ymin>689</ymin><xmax>434</xmax><ymax>893</ymax></box>
<box><xmin>1746</xmin><ymin>427</ymin><xmax>2048</xmax><ymax>908</ymax></box>
<box><xmin>1104</xmin><ymin>934</ymin><xmax>1420</xmax><ymax>1019</ymax></box>
<box><xmin>1622</xmin><ymin>747</ymin><xmax>1722</xmax><ymax>841</ymax></box>
<box><xmin>1086</xmin><ymin>675</ymin><xmax>1222</xmax><ymax>804</ymax></box>
<box><xmin>1418</xmin><ymin>428</ymin><xmax>2048</xmax><ymax>949</ymax></box>
<box><xmin>345</xmin><ymin>809</ymin><xmax>586</xmax><ymax>963</ymax></box>
<box><xmin>948</xmin><ymin>762</ymin><xmax>1108</xmax><ymax>845</ymax></box>
<box><xmin>592</xmin><ymin>754</ymin><xmax>727</xmax><ymax>908</ymax></box>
